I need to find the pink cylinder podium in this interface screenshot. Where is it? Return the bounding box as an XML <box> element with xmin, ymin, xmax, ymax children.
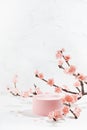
<box><xmin>32</xmin><ymin>94</ymin><xmax>63</xmax><ymax>116</ymax></box>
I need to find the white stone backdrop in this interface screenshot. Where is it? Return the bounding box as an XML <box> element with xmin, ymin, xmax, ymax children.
<box><xmin>0</xmin><ymin>0</ymin><xmax>87</xmax><ymax>92</ymax></box>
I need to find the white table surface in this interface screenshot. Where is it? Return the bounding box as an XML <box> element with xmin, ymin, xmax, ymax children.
<box><xmin>0</xmin><ymin>92</ymin><xmax>87</xmax><ymax>130</ymax></box>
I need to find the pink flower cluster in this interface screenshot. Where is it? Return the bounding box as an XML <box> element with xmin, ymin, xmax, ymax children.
<box><xmin>7</xmin><ymin>75</ymin><xmax>42</xmax><ymax>98</ymax></box>
<box><xmin>48</xmin><ymin>94</ymin><xmax>81</xmax><ymax>121</ymax></box>
<box><xmin>48</xmin><ymin>106</ymin><xmax>81</xmax><ymax>121</ymax></box>
<box><xmin>48</xmin><ymin>109</ymin><xmax>63</xmax><ymax>121</ymax></box>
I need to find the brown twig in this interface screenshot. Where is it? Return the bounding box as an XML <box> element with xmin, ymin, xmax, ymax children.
<box><xmin>70</xmin><ymin>109</ymin><xmax>78</xmax><ymax>119</ymax></box>
<box><xmin>35</xmin><ymin>74</ymin><xmax>79</xmax><ymax>95</ymax></box>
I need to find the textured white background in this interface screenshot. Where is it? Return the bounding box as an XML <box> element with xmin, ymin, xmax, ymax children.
<box><xmin>0</xmin><ymin>0</ymin><xmax>87</xmax><ymax>129</ymax></box>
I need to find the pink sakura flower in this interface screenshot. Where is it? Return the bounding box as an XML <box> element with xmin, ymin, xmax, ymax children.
<box><xmin>48</xmin><ymin>109</ymin><xmax>63</xmax><ymax>121</ymax></box>
<box><xmin>35</xmin><ymin>71</ymin><xmax>44</xmax><ymax>79</ymax></box>
<box><xmin>58</xmin><ymin>60</ymin><xmax>63</xmax><ymax>66</ymax></box>
<box><xmin>13</xmin><ymin>74</ymin><xmax>18</xmax><ymax>84</ymax></box>
<box><xmin>38</xmin><ymin>73</ymin><xmax>44</xmax><ymax>79</ymax></box>
<box><xmin>64</xmin><ymin>55</ymin><xmax>71</xmax><ymax>62</ymax></box>
<box><xmin>55</xmin><ymin>87</ymin><xmax>62</xmax><ymax>93</ymax></box>
<box><xmin>74</xmin><ymin>107</ymin><xmax>81</xmax><ymax>118</ymax></box>
<box><xmin>47</xmin><ymin>79</ymin><xmax>54</xmax><ymax>86</ymax></box>
<box><xmin>64</xmin><ymin>95</ymin><xmax>73</xmax><ymax>103</ymax></box>
<box><xmin>56</xmin><ymin>50</ymin><xmax>63</xmax><ymax>59</ymax></box>
<box><xmin>73</xmin><ymin>81</ymin><xmax>80</xmax><ymax>87</ymax></box>
<box><xmin>64</xmin><ymin>65</ymin><xmax>76</xmax><ymax>75</ymax></box>
<box><xmin>62</xmin><ymin>106</ymin><xmax>70</xmax><ymax>115</ymax></box>
<box><xmin>64</xmin><ymin>94</ymin><xmax>78</xmax><ymax>103</ymax></box>
<box><xmin>77</xmin><ymin>74</ymin><xmax>87</xmax><ymax>81</ymax></box>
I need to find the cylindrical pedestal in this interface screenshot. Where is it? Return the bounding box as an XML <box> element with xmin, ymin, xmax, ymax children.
<box><xmin>32</xmin><ymin>94</ymin><xmax>63</xmax><ymax>116</ymax></box>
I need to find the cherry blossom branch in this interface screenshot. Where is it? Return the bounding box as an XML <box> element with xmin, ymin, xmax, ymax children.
<box><xmin>48</xmin><ymin>100</ymin><xmax>81</xmax><ymax>121</ymax></box>
<box><xmin>7</xmin><ymin>75</ymin><xmax>42</xmax><ymax>98</ymax></box>
<box><xmin>56</xmin><ymin>49</ymin><xmax>87</xmax><ymax>96</ymax></box>
<box><xmin>7</xmin><ymin>85</ymin><xmax>42</xmax><ymax>98</ymax></box>
<box><xmin>35</xmin><ymin>74</ymin><xmax>79</xmax><ymax>95</ymax></box>
<box><xmin>7</xmin><ymin>87</ymin><xmax>20</xmax><ymax>96</ymax></box>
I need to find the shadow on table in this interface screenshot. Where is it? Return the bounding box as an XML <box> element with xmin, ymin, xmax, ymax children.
<box><xmin>17</xmin><ymin>109</ymin><xmax>42</xmax><ymax>118</ymax></box>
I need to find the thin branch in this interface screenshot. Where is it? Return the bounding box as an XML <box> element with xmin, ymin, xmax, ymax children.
<box><xmin>76</xmin><ymin>87</ymin><xmax>81</xmax><ymax>93</ymax></box>
<box><xmin>35</xmin><ymin>75</ymin><xmax>79</xmax><ymax>95</ymax></box>
<box><xmin>62</xmin><ymin>55</ymin><xmax>70</xmax><ymax>66</ymax></box>
<box><xmin>10</xmin><ymin>91</ymin><xmax>20</xmax><ymax>96</ymax></box>
<box><xmin>62</xmin><ymin>88</ymin><xmax>78</xmax><ymax>94</ymax></box>
<box><xmin>80</xmin><ymin>81</ymin><xmax>84</xmax><ymax>95</ymax></box>
<box><xmin>83</xmin><ymin>92</ymin><xmax>87</xmax><ymax>95</ymax></box>
<box><xmin>70</xmin><ymin>109</ymin><xmax>78</xmax><ymax>119</ymax></box>
<box><xmin>58</xmin><ymin>65</ymin><xmax>65</xmax><ymax>69</ymax></box>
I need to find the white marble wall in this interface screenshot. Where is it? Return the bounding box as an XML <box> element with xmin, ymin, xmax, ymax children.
<box><xmin>0</xmin><ymin>0</ymin><xmax>87</xmax><ymax>91</ymax></box>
